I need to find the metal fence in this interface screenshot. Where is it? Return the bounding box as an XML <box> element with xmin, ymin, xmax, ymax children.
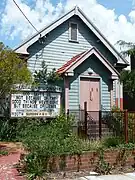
<box><xmin>68</xmin><ymin>109</ymin><xmax>135</xmax><ymax>143</ymax></box>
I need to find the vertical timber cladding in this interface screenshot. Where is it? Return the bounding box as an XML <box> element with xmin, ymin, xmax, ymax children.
<box><xmin>10</xmin><ymin>85</ymin><xmax>62</xmax><ymax>118</ymax></box>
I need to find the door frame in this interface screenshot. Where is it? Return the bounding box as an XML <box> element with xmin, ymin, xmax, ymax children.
<box><xmin>79</xmin><ymin>75</ymin><xmax>102</xmax><ymax>111</ymax></box>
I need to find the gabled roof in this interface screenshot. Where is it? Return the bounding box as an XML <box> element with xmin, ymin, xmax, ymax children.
<box><xmin>57</xmin><ymin>51</ymin><xmax>86</xmax><ymax>73</ymax></box>
<box><xmin>57</xmin><ymin>47</ymin><xmax>119</xmax><ymax>79</ymax></box>
<box><xmin>14</xmin><ymin>6</ymin><xmax>128</xmax><ymax>65</ymax></box>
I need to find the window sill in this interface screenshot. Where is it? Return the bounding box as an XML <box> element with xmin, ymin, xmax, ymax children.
<box><xmin>69</xmin><ymin>40</ymin><xmax>79</xmax><ymax>43</ymax></box>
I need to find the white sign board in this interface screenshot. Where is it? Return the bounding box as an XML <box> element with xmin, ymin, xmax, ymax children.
<box><xmin>11</xmin><ymin>91</ymin><xmax>61</xmax><ymax>118</ymax></box>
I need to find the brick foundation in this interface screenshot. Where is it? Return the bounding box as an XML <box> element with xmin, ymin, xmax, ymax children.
<box><xmin>50</xmin><ymin>149</ymin><xmax>135</xmax><ymax>171</ymax></box>
<box><xmin>21</xmin><ymin>149</ymin><xmax>135</xmax><ymax>172</ymax></box>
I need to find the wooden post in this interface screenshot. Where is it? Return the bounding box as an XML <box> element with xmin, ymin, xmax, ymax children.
<box><xmin>99</xmin><ymin>110</ymin><xmax>102</xmax><ymax>139</ymax></box>
<box><xmin>124</xmin><ymin>110</ymin><xmax>128</xmax><ymax>144</ymax></box>
<box><xmin>84</xmin><ymin>102</ymin><xmax>87</xmax><ymax>138</ymax></box>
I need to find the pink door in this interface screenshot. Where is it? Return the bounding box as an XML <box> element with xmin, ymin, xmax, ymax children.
<box><xmin>80</xmin><ymin>78</ymin><xmax>100</xmax><ymax>111</ymax></box>
<box><xmin>80</xmin><ymin>78</ymin><xmax>100</xmax><ymax>138</ymax></box>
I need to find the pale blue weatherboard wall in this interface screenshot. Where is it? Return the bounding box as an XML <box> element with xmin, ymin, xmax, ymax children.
<box><xmin>69</xmin><ymin>74</ymin><xmax>79</xmax><ymax>110</ymax></box>
<box><xmin>69</xmin><ymin>55</ymin><xmax>111</xmax><ymax>111</ymax></box>
<box><xmin>27</xmin><ymin>15</ymin><xmax>117</xmax><ymax>111</ymax></box>
<box><xmin>27</xmin><ymin>16</ymin><xmax>117</xmax><ymax>74</ymax></box>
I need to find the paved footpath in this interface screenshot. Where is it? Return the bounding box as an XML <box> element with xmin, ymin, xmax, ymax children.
<box><xmin>0</xmin><ymin>152</ymin><xmax>24</xmax><ymax>180</ymax></box>
<box><xmin>78</xmin><ymin>173</ymin><xmax>135</xmax><ymax>180</ymax></box>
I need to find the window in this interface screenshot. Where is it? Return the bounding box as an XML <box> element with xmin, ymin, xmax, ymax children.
<box><xmin>69</xmin><ymin>22</ymin><xmax>78</xmax><ymax>42</ymax></box>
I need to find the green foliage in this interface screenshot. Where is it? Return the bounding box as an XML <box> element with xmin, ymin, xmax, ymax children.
<box><xmin>0</xmin><ymin>42</ymin><xmax>32</xmax><ymax>98</ymax></box>
<box><xmin>102</xmin><ymin>136</ymin><xmax>124</xmax><ymax>148</ymax></box>
<box><xmin>0</xmin><ymin>117</ymin><xmax>43</xmax><ymax>141</ymax></box>
<box><xmin>95</xmin><ymin>148</ymin><xmax>112</xmax><ymax>175</ymax></box>
<box><xmin>20</xmin><ymin>115</ymin><xmax>83</xmax><ymax>179</ymax></box>
<box><xmin>23</xmin><ymin>115</ymin><xmax>82</xmax><ymax>156</ymax></box>
<box><xmin>120</xmin><ymin>70</ymin><xmax>135</xmax><ymax>98</ymax></box>
<box><xmin>22</xmin><ymin>153</ymin><xmax>47</xmax><ymax>179</ymax></box>
<box><xmin>34</xmin><ymin>61</ymin><xmax>62</xmax><ymax>86</ymax></box>
<box><xmin>127</xmin><ymin>112</ymin><xmax>135</xmax><ymax>143</ymax></box>
<box><xmin>117</xmin><ymin>142</ymin><xmax>135</xmax><ymax>149</ymax></box>
<box><xmin>102</xmin><ymin>107</ymin><xmax>124</xmax><ymax>137</ymax></box>
<box><xmin>0</xmin><ymin>118</ymin><xmax>17</xmax><ymax>141</ymax></box>
<box><xmin>0</xmin><ymin>150</ymin><xmax>8</xmax><ymax>156</ymax></box>
<box><xmin>117</xmin><ymin>40</ymin><xmax>135</xmax><ymax>99</ymax></box>
<box><xmin>117</xmin><ymin>40</ymin><xmax>135</xmax><ymax>56</ymax></box>
<box><xmin>80</xmin><ymin>139</ymin><xmax>103</xmax><ymax>151</ymax></box>
<box><xmin>0</xmin><ymin>42</ymin><xmax>32</xmax><ymax>116</ymax></box>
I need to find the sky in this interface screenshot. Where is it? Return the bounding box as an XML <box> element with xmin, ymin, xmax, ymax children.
<box><xmin>1</xmin><ymin>0</ymin><xmax>135</xmax><ymax>49</ymax></box>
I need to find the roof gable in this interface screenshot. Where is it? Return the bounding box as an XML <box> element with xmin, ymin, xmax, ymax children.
<box><xmin>15</xmin><ymin>6</ymin><xmax>128</xmax><ymax>65</ymax></box>
<box><xmin>57</xmin><ymin>51</ymin><xmax>86</xmax><ymax>73</ymax></box>
<box><xmin>57</xmin><ymin>47</ymin><xmax>119</xmax><ymax>79</ymax></box>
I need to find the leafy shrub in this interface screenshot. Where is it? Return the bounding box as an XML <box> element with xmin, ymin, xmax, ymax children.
<box><xmin>15</xmin><ymin>118</ymin><xmax>45</xmax><ymax>141</ymax></box>
<box><xmin>128</xmin><ymin>113</ymin><xmax>135</xmax><ymax>143</ymax></box>
<box><xmin>117</xmin><ymin>142</ymin><xmax>135</xmax><ymax>149</ymax></box>
<box><xmin>95</xmin><ymin>148</ymin><xmax>112</xmax><ymax>175</ymax></box>
<box><xmin>0</xmin><ymin>117</ymin><xmax>48</xmax><ymax>141</ymax></box>
<box><xmin>22</xmin><ymin>153</ymin><xmax>46</xmax><ymax>179</ymax></box>
<box><xmin>102</xmin><ymin>136</ymin><xmax>124</xmax><ymax>148</ymax></box>
<box><xmin>23</xmin><ymin>115</ymin><xmax>83</xmax><ymax>156</ymax></box>
<box><xmin>21</xmin><ymin>114</ymin><xmax>83</xmax><ymax>179</ymax></box>
<box><xmin>80</xmin><ymin>139</ymin><xmax>103</xmax><ymax>151</ymax></box>
<box><xmin>0</xmin><ymin>117</ymin><xmax>17</xmax><ymax>141</ymax></box>
<box><xmin>0</xmin><ymin>150</ymin><xmax>8</xmax><ymax>156</ymax></box>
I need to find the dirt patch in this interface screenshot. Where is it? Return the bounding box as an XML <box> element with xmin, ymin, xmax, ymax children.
<box><xmin>42</xmin><ymin>170</ymin><xmax>90</xmax><ymax>180</ymax></box>
<box><xmin>44</xmin><ymin>167</ymin><xmax>135</xmax><ymax>180</ymax></box>
<box><xmin>0</xmin><ymin>142</ymin><xmax>24</xmax><ymax>154</ymax></box>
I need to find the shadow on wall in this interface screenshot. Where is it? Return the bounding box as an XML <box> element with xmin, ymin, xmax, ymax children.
<box><xmin>75</xmin><ymin>54</ymin><xmax>112</xmax><ymax>87</ymax></box>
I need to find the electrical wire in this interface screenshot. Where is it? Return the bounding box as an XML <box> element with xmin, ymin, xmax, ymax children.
<box><xmin>12</xmin><ymin>0</ymin><xmax>40</xmax><ymax>34</ymax></box>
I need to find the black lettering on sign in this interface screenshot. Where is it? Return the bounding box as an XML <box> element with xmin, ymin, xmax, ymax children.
<box><xmin>14</xmin><ymin>103</ymin><xmax>21</xmax><ymax>108</ymax></box>
<box><xmin>15</xmin><ymin>95</ymin><xmax>23</xmax><ymax>100</ymax></box>
<box><xmin>12</xmin><ymin>100</ymin><xmax>21</xmax><ymax>104</ymax></box>
<box><xmin>14</xmin><ymin>104</ymin><xmax>17</xmax><ymax>108</ymax></box>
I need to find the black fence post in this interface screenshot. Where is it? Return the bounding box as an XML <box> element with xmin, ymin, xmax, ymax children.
<box><xmin>99</xmin><ymin>110</ymin><xmax>102</xmax><ymax>139</ymax></box>
<box><xmin>84</xmin><ymin>102</ymin><xmax>87</xmax><ymax>138</ymax></box>
<box><xmin>67</xmin><ymin>109</ymin><xmax>69</xmax><ymax>118</ymax></box>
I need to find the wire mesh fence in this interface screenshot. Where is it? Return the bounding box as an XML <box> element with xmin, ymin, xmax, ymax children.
<box><xmin>68</xmin><ymin>109</ymin><xmax>133</xmax><ymax>142</ymax></box>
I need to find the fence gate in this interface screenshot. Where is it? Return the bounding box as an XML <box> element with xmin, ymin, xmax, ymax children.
<box><xmin>70</xmin><ymin>103</ymin><xmax>131</xmax><ymax>142</ymax></box>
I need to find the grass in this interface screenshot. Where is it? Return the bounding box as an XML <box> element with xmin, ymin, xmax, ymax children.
<box><xmin>80</xmin><ymin>139</ymin><xmax>103</xmax><ymax>151</ymax></box>
<box><xmin>0</xmin><ymin>150</ymin><xmax>8</xmax><ymax>156</ymax></box>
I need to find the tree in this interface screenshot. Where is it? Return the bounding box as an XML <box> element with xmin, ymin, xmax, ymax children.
<box><xmin>117</xmin><ymin>40</ymin><xmax>135</xmax><ymax>56</ymax></box>
<box><xmin>120</xmin><ymin>70</ymin><xmax>135</xmax><ymax>98</ymax></box>
<box><xmin>34</xmin><ymin>61</ymin><xmax>62</xmax><ymax>86</ymax></box>
<box><xmin>117</xmin><ymin>40</ymin><xmax>135</xmax><ymax>98</ymax></box>
<box><xmin>0</xmin><ymin>42</ymin><xmax>32</xmax><ymax>114</ymax></box>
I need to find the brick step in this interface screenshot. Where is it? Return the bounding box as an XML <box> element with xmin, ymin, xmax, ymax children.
<box><xmin>87</xmin><ymin>125</ymin><xmax>112</xmax><ymax>131</ymax></box>
<box><xmin>81</xmin><ymin>126</ymin><xmax>113</xmax><ymax>131</ymax></box>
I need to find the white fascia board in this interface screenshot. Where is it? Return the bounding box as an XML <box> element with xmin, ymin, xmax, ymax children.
<box><xmin>67</xmin><ymin>48</ymin><xmax>119</xmax><ymax>77</ymax></box>
<box><xmin>15</xmin><ymin>6</ymin><xmax>128</xmax><ymax>66</ymax></box>
<box><xmin>15</xmin><ymin>9</ymin><xmax>75</xmax><ymax>54</ymax></box>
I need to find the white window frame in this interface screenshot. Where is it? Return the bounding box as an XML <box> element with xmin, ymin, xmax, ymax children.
<box><xmin>69</xmin><ymin>22</ymin><xmax>78</xmax><ymax>42</ymax></box>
